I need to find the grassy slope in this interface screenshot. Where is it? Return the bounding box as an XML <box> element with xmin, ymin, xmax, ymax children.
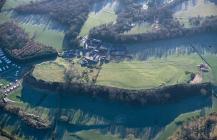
<box><xmin>33</xmin><ymin>61</ymin><xmax>66</xmax><ymax>83</ymax></box>
<box><xmin>203</xmin><ymin>54</ymin><xmax>217</xmax><ymax>84</ymax></box>
<box><xmin>0</xmin><ymin>12</ymin><xmax>11</xmax><ymax>24</ymax></box>
<box><xmin>1</xmin><ymin>0</ymin><xmax>41</xmax><ymax>10</ymax></box>
<box><xmin>18</xmin><ymin>23</ymin><xmax>64</xmax><ymax>51</ymax></box>
<box><xmin>174</xmin><ymin>0</ymin><xmax>217</xmax><ymax>18</ymax></box>
<box><xmin>157</xmin><ymin>96</ymin><xmax>217</xmax><ymax>140</ymax></box>
<box><xmin>79</xmin><ymin>2</ymin><xmax>117</xmax><ymax>37</ymax></box>
<box><xmin>124</xmin><ymin>22</ymin><xmax>153</xmax><ymax>35</ymax></box>
<box><xmin>173</xmin><ymin>0</ymin><xmax>217</xmax><ymax>28</ymax></box>
<box><xmin>97</xmin><ymin>54</ymin><xmax>206</xmax><ymax>89</ymax></box>
<box><xmin>157</xmin><ymin>110</ymin><xmax>201</xmax><ymax>140</ymax></box>
<box><xmin>0</xmin><ymin>0</ymin><xmax>64</xmax><ymax>51</ymax></box>
<box><xmin>73</xmin><ymin>130</ymin><xmax>121</xmax><ymax>140</ymax></box>
<box><xmin>32</xmin><ymin>57</ymin><xmax>100</xmax><ymax>83</ymax></box>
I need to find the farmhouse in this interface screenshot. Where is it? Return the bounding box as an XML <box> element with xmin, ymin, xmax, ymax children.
<box><xmin>197</xmin><ymin>63</ymin><xmax>209</xmax><ymax>72</ymax></box>
<box><xmin>77</xmin><ymin>37</ymin><xmax>110</xmax><ymax>67</ymax></box>
<box><xmin>65</xmin><ymin>36</ymin><xmax>130</xmax><ymax>68</ymax></box>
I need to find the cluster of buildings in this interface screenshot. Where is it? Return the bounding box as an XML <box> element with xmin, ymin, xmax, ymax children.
<box><xmin>59</xmin><ymin>36</ymin><xmax>132</xmax><ymax>68</ymax></box>
<box><xmin>59</xmin><ymin>37</ymin><xmax>110</xmax><ymax>68</ymax></box>
<box><xmin>80</xmin><ymin>37</ymin><xmax>132</xmax><ymax>66</ymax></box>
<box><xmin>81</xmin><ymin>38</ymin><xmax>109</xmax><ymax>67</ymax></box>
<box><xmin>197</xmin><ymin>63</ymin><xmax>209</xmax><ymax>72</ymax></box>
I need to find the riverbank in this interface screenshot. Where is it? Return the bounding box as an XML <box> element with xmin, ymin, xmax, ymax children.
<box><xmin>0</xmin><ymin>129</ymin><xmax>14</xmax><ymax>140</ymax></box>
<box><xmin>0</xmin><ymin>102</ymin><xmax>52</xmax><ymax>130</ymax></box>
<box><xmin>170</xmin><ymin>112</ymin><xmax>217</xmax><ymax>140</ymax></box>
<box><xmin>23</xmin><ymin>69</ymin><xmax>213</xmax><ymax>105</ymax></box>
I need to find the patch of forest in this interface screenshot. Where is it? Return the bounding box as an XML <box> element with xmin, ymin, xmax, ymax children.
<box><xmin>88</xmin><ymin>0</ymin><xmax>186</xmax><ymax>41</ymax></box>
<box><xmin>92</xmin><ymin>16</ymin><xmax>217</xmax><ymax>43</ymax></box>
<box><xmin>0</xmin><ymin>22</ymin><xmax>57</xmax><ymax>62</ymax></box>
<box><xmin>170</xmin><ymin>113</ymin><xmax>217</xmax><ymax>140</ymax></box>
<box><xmin>89</xmin><ymin>0</ymin><xmax>217</xmax><ymax>43</ymax></box>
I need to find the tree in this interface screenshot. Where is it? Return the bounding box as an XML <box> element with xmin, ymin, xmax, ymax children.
<box><xmin>64</xmin><ymin>64</ymin><xmax>81</xmax><ymax>83</ymax></box>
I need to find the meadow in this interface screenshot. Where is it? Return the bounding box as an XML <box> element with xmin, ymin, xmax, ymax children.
<box><xmin>1</xmin><ymin>0</ymin><xmax>42</xmax><ymax>10</ymax></box>
<box><xmin>203</xmin><ymin>54</ymin><xmax>217</xmax><ymax>84</ymax></box>
<box><xmin>31</xmin><ymin>53</ymin><xmax>214</xmax><ymax>90</ymax></box>
<box><xmin>0</xmin><ymin>11</ymin><xmax>11</xmax><ymax>24</ymax></box>
<box><xmin>124</xmin><ymin>22</ymin><xmax>153</xmax><ymax>35</ymax></box>
<box><xmin>97</xmin><ymin>54</ymin><xmax>207</xmax><ymax>89</ymax></box>
<box><xmin>33</xmin><ymin>61</ymin><xmax>66</xmax><ymax>83</ymax></box>
<box><xmin>18</xmin><ymin>23</ymin><xmax>65</xmax><ymax>51</ymax></box>
<box><xmin>0</xmin><ymin>0</ymin><xmax>65</xmax><ymax>51</ymax></box>
<box><xmin>173</xmin><ymin>0</ymin><xmax>217</xmax><ymax>28</ymax></box>
<box><xmin>32</xmin><ymin>57</ymin><xmax>100</xmax><ymax>83</ymax></box>
<box><xmin>173</xmin><ymin>0</ymin><xmax>217</xmax><ymax>18</ymax></box>
<box><xmin>79</xmin><ymin>1</ymin><xmax>117</xmax><ymax>37</ymax></box>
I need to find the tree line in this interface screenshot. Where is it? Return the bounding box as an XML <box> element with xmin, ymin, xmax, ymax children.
<box><xmin>89</xmin><ymin>0</ymin><xmax>217</xmax><ymax>43</ymax></box>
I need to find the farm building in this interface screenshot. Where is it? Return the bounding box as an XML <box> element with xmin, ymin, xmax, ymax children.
<box><xmin>197</xmin><ymin>63</ymin><xmax>209</xmax><ymax>72</ymax></box>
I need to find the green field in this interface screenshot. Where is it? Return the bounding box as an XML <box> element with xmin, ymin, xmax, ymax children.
<box><xmin>0</xmin><ymin>12</ymin><xmax>12</xmax><ymax>24</ymax></box>
<box><xmin>203</xmin><ymin>54</ymin><xmax>217</xmax><ymax>84</ymax></box>
<box><xmin>173</xmin><ymin>0</ymin><xmax>217</xmax><ymax>28</ymax></box>
<box><xmin>97</xmin><ymin>54</ymin><xmax>207</xmax><ymax>89</ymax></box>
<box><xmin>173</xmin><ymin>0</ymin><xmax>217</xmax><ymax>18</ymax></box>
<box><xmin>79</xmin><ymin>2</ymin><xmax>117</xmax><ymax>37</ymax></box>
<box><xmin>32</xmin><ymin>54</ymin><xmax>213</xmax><ymax>90</ymax></box>
<box><xmin>18</xmin><ymin>23</ymin><xmax>65</xmax><ymax>51</ymax></box>
<box><xmin>124</xmin><ymin>22</ymin><xmax>153</xmax><ymax>35</ymax></box>
<box><xmin>33</xmin><ymin>60</ymin><xmax>66</xmax><ymax>83</ymax></box>
<box><xmin>0</xmin><ymin>0</ymin><xmax>64</xmax><ymax>51</ymax></box>
<box><xmin>32</xmin><ymin>57</ymin><xmax>100</xmax><ymax>83</ymax></box>
<box><xmin>2</xmin><ymin>0</ymin><xmax>41</xmax><ymax>10</ymax></box>
<box><xmin>157</xmin><ymin>96</ymin><xmax>217</xmax><ymax>140</ymax></box>
<box><xmin>72</xmin><ymin>130</ymin><xmax>121</xmax><ymax>140</ymax></box>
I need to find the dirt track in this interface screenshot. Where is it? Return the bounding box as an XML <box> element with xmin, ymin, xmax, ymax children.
<box><xmin>191</xmin><ymin>73</ymin><xmax>203</xmax><ymax>84</ymax></box>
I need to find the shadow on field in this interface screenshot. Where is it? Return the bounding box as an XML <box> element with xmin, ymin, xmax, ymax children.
<box><xmin>18</xmin><ymin>84</ymin><xmax>213</xmax><ymax>139</ymax></box>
